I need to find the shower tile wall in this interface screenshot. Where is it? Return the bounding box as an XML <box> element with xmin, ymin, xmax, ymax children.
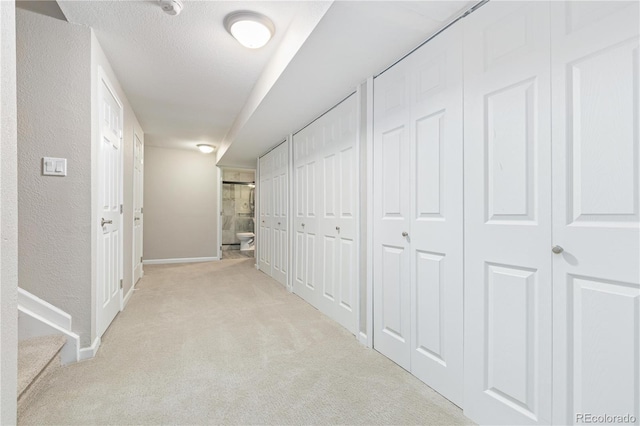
<box><xmin>222</xmin><ymin>183</ymin><xmax>255</xmax><ymax>245</ymax></box>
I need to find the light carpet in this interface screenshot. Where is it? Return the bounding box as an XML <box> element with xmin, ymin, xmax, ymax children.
<box><xmin>19</xmin><ymin>259</ymin><xmax>473</xmax><ymax>425</ymax></box>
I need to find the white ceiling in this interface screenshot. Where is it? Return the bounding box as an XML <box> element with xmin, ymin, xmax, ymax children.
<box><xmin>58</xmin><ymin>0</ymin><xmax>476</xmax><ymax>169</ymax></box>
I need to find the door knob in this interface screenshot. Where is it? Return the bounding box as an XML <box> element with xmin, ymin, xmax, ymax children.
<box><xmin>101</xmin><ymin>218</ymin><xmax>113</xmax><ymax>227</ymax></box>
<box><xmin>552</xmin><ymin>245</ymin><xmax>564</xmax><ymax>254</ymax></box>
<box><xmin>278</xmin><ymin>222</ymin><xmax>281</xmax><ymax>225</ymax></box>
<box><xmin>336</xmin><ymin>226</ymin><xmax>340</xmax><ymax>232</ymax></box>
<box><xmin>402</xmin><ymin>231</ymin><xmax>408</xmax><ymax>237</ymax></box>
<box><xmin>301</xmin><ymin>223</ymin><xmax>305</xmax><ymax>228</ymax></box>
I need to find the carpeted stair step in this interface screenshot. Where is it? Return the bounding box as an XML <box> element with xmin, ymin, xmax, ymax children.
<box><xmin>17</xmin><ymin>335</ymin><xmax>66</xmax><ymax>417</ymax></box>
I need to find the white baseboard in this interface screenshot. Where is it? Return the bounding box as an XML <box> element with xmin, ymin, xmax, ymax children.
<box><xmin>143</xmin><ymin>256</ymin><xmax>219</xmax><ymax>265</ymax></box>
<box><xmin>122</xmin><ymin>284</ymin><xmax>135</xmax><ymax>308</ymax></box>
<box><xmin>358</xmin><ymin>331</ymin><xmax>369</xmax><ymax>347</ymax></box>
<box><xmin>78</xmin><ymin>337</ymin><xmax>101</xmax><ymax>361</ymax></box>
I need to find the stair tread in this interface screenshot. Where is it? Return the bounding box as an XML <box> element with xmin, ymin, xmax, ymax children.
<box><xmin>18</xmin><ymin>335</ymin><xmax>66</xmax><ymax>397</ymax></box>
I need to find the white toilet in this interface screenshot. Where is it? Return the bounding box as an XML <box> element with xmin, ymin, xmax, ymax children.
<box><xmin>236</xmin><ymin>232</ymin><xmax>255</xmax><ymax>251</ymax></box>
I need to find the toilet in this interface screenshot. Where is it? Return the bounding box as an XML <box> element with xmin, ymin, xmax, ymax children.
<box><xmin>236</xmin><ymin>232</ymin><xmax>255</xmax><ymax>251</ymax></box>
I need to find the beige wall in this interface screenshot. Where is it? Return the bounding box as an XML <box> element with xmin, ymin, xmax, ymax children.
<box><xmin>144</xmin><ymin>146</ymin><xmax>219</xmax><ymax>261</ymax></box>
<box><xmin>17</xmin><ymin>8</ymin><xmax>93</xmax><ymax>346</ymax></box>
<box><xmin>1</xmin><ymin>1</ymin><xmax>18</xmax><ymax>423</ymax></box>
<box><xmin>17</xmin><ymin>9</ymin><xmax>143</xmax><ymax>346</ymax></box>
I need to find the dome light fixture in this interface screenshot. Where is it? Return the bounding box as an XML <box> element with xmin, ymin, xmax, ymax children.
<box><xmin>197</xmin><ymin>144</ymin><xmax>215</xmax><ymax>154</ymax></box>
<box><xmin>224</xmin><ymin>11</ymin><xmax>275</xmax><ymax>49</ymax></box>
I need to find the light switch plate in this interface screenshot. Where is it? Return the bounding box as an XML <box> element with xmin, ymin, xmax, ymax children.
<box><xmin>43</xmin><ymin>157</ymin><xmax>67</xmax><ymax>176</ymax></box>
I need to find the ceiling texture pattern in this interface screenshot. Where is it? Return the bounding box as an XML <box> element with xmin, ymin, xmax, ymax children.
<box><xmin>58</xmin><ymin>0</ymin><xmax>476</xmax><ymax>168</ymax></box>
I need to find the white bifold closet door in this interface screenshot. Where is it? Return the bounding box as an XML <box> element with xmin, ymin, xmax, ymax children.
<box><xmin>258</xmin><ymin>153</ymin><xmax>273</xmax><ymax>274</ymax></box>
<box><xmin>270</xmin><ymin>141</ymin><xmax>288</xmax><ymax>287</ymax></box>
<box><xmin>258</xmin><ymin>141</ymin><xmax>288</xmax><ymax>287</ymax></box>
<box><xmin>463</xmin><ymin>2</ymin><xmax>553</xmax><ymax>424</ymax></box>
<box><xmin>463</xmin><ymin>2</ymin><xmax>639</xmax><ymax>425</ymax></box>
<box><xmin>373</xmin><ymin>25</ymin><xmax>464</xmax><ymax>407</ymax></box>
<box><xmin>550</xmin><ymin>2</ymin><xmax>639</xmax><ymax>423</ymax></box>
<box><xmin>293</xmin><ymin>95</ymin><xmax>358</xmax><ymax>335</ymax></box>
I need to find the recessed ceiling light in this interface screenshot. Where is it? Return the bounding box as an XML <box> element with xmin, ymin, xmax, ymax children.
<box><xmin>224</xmin><ymin>11</ymin><xmax>275</xmax><ymax>49</ymax></box>
<box><xmin>197</xmin><ymin>144</ymin><xmax>215</xmax><ymax>154</ymax></box>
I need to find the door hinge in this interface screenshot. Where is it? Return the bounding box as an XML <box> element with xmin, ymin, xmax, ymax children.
<box><xmin>141</xmin><ymin>207</ymin><xmax>143</xmax><ymax>214</ymax></box>
<box><xmin>119</xmin><ymin>279</ymin><xmax>123</xmax><ymax>289</ymax></box>
<box><xmin>140</xmin><ymin>256</ymin><xmax>143</xmax><ymax>262</ymax></box>
<box><xmin>120</xmin><ymin>204</ymin><xmax>123</xmax><ymax>214</ymax></box>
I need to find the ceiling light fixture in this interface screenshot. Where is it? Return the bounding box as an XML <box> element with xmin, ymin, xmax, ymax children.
<box><xmin>224</xmin><ymin>11</ymin><xmax>275</xmax><ymax>49</ymax></box>
<box><xmin>197</xmin><ymin>144</ymin><xmax>215</xmax><ymax>154</ymax></box>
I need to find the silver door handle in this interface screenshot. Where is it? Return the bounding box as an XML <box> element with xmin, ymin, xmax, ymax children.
<box><xmin>552</xmin><ymin>245</ymin><xmax>564</xmax><ymax>254</ymax></box>
<box><xmin>278</xmin><ymin>222</ymin><xmax>281</xmax><ymax>225</ymax></box>
<box><xmin>101</xmin><ymin>218</ymin><xmax>112</xmax><ymax>227</ymax></box>
<box><xmin>402</xmin><ymin>231</ymin><xmax>408</xmax><ymax>237</ymax></box>
<box><xmin>301</xmin><ymin>223</ymin><xmax>305</xmax><ymax>227</ymax></box>
<box><xmin>134</xmin><ymin>217</ymin><xmax>140</xmax><ymax>221</ymax></box>
<box><xmin>336</xmin><ymin>226</ymin><xmax>340</xmax><ymax>232</ymax></box>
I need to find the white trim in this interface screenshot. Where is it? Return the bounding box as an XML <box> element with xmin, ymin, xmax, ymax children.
<box><xmin>17</xmin><ymin>306</ymin><xmax>80</xmax><ymax>365</ymax></box>
<box><xmin>78</xmin><ymin>337</ymin><xmax>101</xmax><ymax>361</ymax></box>
<box><xmin>143</xmin><ymin>257</ymin><xmax>219</xmax><ymax>265</ymax></box>
<box><xmin>364</xmin><ymin>75</ymin><xmax>374</xmax><ymax>349</ymax></box>
<box><xmin>122</xmin><ymin>283</ymin><xmax>135</xmax><ymax>308</ymax></box>
<box><xmin>17</xmin><ymin>288</ymin><xmax>72</xmax><ymax>331</ymax></box>
<box><xmin>216</xmin><ymin>166</ymin><xmax>222</xmax><ymax>260</ymax></box>
<box><xmin>287</xmin><ymin>133</ymin><xmax>294</xmax><ymax>293</ymax></box>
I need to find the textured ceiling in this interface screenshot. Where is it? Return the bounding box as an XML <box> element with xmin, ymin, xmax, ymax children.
<box><xmin>58</xmin><ymin>0</ymin><xmax>330</xmax><ymax>152</ymax></box>
<box><xmin>58</xmin><ymin>0</ymin><xmax>476</xmax><ymax>168</ymax></box>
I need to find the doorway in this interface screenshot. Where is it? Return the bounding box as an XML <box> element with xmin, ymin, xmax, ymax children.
<box><xmin>220</xmin><ymin>169</ymin><xmax>256</xmax><ymax>260</ymax></box>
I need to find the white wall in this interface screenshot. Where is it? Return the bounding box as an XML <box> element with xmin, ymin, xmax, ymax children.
<box><xmin>0</xmin><ymin>1</ymin><xmax>18</xmax><ymax>423</ymax></box>
<box><xmin>17</xmin><ymin>8</ymin><xmax>93</xmax><ymax>346</ymax></box>
<box><xmin>143</xmin><ymin>146</ymin><xmax>219</xmax><ymax>262</ymax></box>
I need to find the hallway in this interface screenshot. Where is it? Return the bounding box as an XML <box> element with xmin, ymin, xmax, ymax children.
<box><xmin>20</xmin><ymin>260</ymin><xmax>470</xmax><ymax>425</ymax></box>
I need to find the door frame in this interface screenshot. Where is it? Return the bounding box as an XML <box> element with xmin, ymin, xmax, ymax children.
<box><xmin>92</xmin><ymin>66</ymin><xmax>124</xmax><ymax>342</ymax></box>
<box><xmin>132</xmin><ymin>127</ymin><xmax>144</xmax><ymax>285</ymax></box>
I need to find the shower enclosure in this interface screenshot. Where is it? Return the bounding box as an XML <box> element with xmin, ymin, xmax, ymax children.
<box><xmin>221</xmin><ymin>181</ymin><xmax>255</xmax><ymax>249</ymax></box>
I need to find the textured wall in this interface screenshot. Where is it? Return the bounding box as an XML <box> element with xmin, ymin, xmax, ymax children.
<box><xmin>17</xmin><ymin>9</ymin><xmax>93</xmax><ymax>346</ymax></box>
<box><xmin>1</xmin><ymin>1</ymin><xmax>18</xmax><ymax>423</ymax></box>
<box><xmin>144</xmin><ymin>147</ymin><xmax>219</xmax><ymax>261</ymax></box>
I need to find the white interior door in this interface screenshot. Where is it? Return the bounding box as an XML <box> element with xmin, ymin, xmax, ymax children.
<box><xmin>463</xmin><ymin>2</ymin><xmax>552</xmax><ymax>424</ymax></box>
<box><xmin>271</xmin><ymin>141</ymin><xmax>288</xmax><ymax>287</ymax></box>
<box><xmin>373</xmin><ymin>27</ymin><xmax>464</xmax><ymax>404</ymax></box>
<box><xmin>373</xmin><ymin>57</ymin><xmax>412</xmax><ymax>370</ymax></box>
<box><xmin>408</xmin><ymin>25</ymin><xmax>464</xmax><ymax>407</ymax></box>
<box><xmin>258</xmin><ymin>154</ymin><xmax>272</xmax><ymax>273</ymax></box>
<box><xmin>550</xmin><ymin>2</ymin><xmax>640</xmax><ymax>423</ymax></box>
<box><xmin>133</xmin><ymin>130</ymin><xmax>143</xmax><ymax>283</ymax></box>
<box><xmin>97</xmin><ymin>72</ymin><xmax>123</xmax><ymax>338</ymax></box>
<box><xmin>293</xmin><ymin>125</ymin><xmax>320</xmax><ymax>308</ymax></box>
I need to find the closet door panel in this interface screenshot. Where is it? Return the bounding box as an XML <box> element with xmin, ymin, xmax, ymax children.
<box><xmin>258</xmin><ymin>154</ymin><xmax>272</xmax><ymax>273</ymax></box>
<box><xmin>409</xmin><ymin>24</ymin><xmax>464</xmax><ymax>407</ymax></box>
<box><xmin>551</xmin><ymin>2</ymin><xmax>640</xmax><ymax>423</ymax></box>
<box><xmin>272</xmin><ymin>142</ymin><xmax>288</xmax><ymax>286</ymax></box>
<box><xmin>463</xmin><ymin>2</ymin><xmax>552</xmax><ymax>425</ymax></box>
<box><xmin>373</xmin><ymin>60</ymin><xmax>412</xmax><ymax>370</ymax></box>
<box><xmin>335</xmin><ymin>98</ymin><xmax>357</xmax><ymax>333</ymax></box>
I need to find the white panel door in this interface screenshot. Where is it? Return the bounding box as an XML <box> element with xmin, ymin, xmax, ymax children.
<box><xmin>293</xmin><ymin>126</ymin><xmax>320</xmax><ymax>309</ymax></box>
<box><xmin>408</xmin><ymin>25</ymin><xmax>464</xmax><ymax>407</ymax></box>
<box><xmin>133</xmin><ymin>130</ymin><xmax>143</xmax><ymax>284</ymax></box>
<box><xmin>373</xmin><ymin>57</ymin><xmax>412</xmax><ymax>370</ymax></box>
<box><xmin>463</xmin><ymin>2</ymin><xmax>552</xmax><ymax>425</ymax></box>
<box><xmin>317</xmin><ymin>96</ymin><xmax>358</xmax><ymax>334</ymax></box>
<box><xmin>271</xmin><ymin>141</ymin><xmax>288</xmax><ymax>287</ymax></box>
<box><xmin>97</xmin><ymin>73</ymin><xmax>123</xmax><ymax>338</ymax></box>
<box><xmin>258</xmin><ymin>154</ymin><xmax>272</xmax><ymax>274</ymax></box>
<box><xmin>550</xmin><ymin>2</ymin><xmax>640</xmax><ymax>424</ymax></box>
